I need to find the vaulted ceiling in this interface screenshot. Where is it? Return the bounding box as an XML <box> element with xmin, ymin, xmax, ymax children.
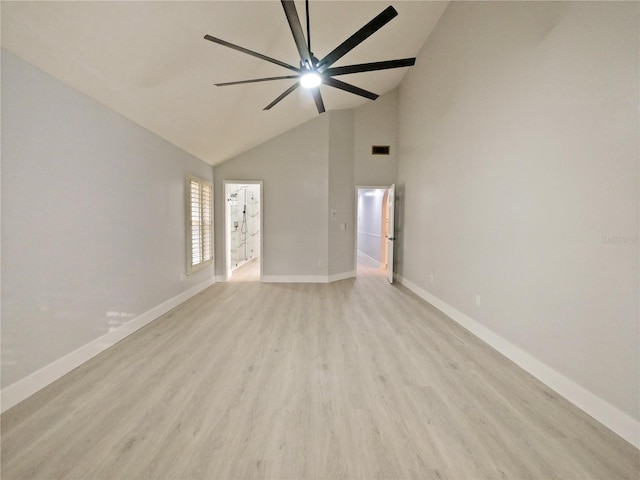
<box><xmin>1</xmin><ymin>1</ymin><xmax>447</xmax><ymax>165</ymax></box>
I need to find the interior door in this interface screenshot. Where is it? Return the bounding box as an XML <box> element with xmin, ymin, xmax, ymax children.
<box><xmin>386</xmin><ymin>184</ymin><xmax>395</xmax><ymax>284</ymax></box>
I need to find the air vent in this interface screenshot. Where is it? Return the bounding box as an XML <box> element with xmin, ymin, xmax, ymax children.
<box><xmin>372</xmin><ymin>145</ymin><xmax>390</xmax><ymax>155</ymax></box>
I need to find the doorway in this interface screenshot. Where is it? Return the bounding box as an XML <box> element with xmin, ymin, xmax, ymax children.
<box><xmin>224</xmin><ymin>181</ymin><xmax>263</xmax><ymax>282</ymax></box>
<box><xmin>355</xmin><ymin>186</ymin><xmax>394</xmax><ymax>280</ymax></box>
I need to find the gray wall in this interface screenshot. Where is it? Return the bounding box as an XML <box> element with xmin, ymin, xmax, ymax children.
<box><xmin>214</xmin><ymin>115</ymin><xmax>330</xmax><ymax>279</ymax></box>
<box><xmin>354</xmin><ymin>91</ymin><xmax>398</xmax><ymax>186</ymax></box>
<box><xmin>214</xmin><ymin>110</ymin><xmax>363</xmax><ymax>281</ymax></box>
<box><xmin>213</xmin><ymin>93</ymin><xmax>400</xmax><ymax>280</ymax></box>
<box><xmin>328</xmin><ymin>110</ymin><xmax>356</xmax><ymax>277</ymax></box>
<box><xmin>1</xmin><ymin>51</ymin><xmax>214</xmax><ymax>388</ymax></box>
<box><xmin>397</xmin><ymin>2</ymin><xmax>639</xmax><ymax>421</ymax></box>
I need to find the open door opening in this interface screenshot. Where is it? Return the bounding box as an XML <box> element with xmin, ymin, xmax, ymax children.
<box><xmin>355</xmin><ymin>185</ymin><xmax>395</xmax><ymax>282</ymax></box>
<box><xmin>224</xmin><ymin>181</ymin><xmax>263</xmax><ymax>282</ymax></box>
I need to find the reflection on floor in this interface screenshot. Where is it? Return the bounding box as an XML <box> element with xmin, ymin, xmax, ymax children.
<box><xmin>356</xmin><ymin>250</ymin><xmax>386</xmax><ymax>277</ymax></box>
<box><xmin>229</xmin><ymin>258</ymin><xmax>260</xmax><ymax>282</ymax></box>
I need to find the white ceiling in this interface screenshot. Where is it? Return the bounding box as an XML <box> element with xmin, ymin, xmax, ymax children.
<box><xmin>1</xmin><ymin>1</ymin><xmax>447</xmax><ymax>165</ymax></box>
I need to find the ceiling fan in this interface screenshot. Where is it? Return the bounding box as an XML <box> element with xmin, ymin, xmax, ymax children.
<box><xmin>204</xmin><ymin>0</ymin><xmax>416</xmax><ymax>114</ymax></box>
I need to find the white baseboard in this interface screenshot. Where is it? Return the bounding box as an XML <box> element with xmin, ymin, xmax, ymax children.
<box><xmin>1</xmin><ymin>276</ymin><xmax>216</xmax><ymax>413</ymax></box>
<box><xmin>395</xmin><ymin>275</ymin><xmax>640</xmax><ymax>449</ymax></box>
<box><xmin>262</xmin><ymin>271</ymin><xmax>355</xmax><ymax>284</ymax></box>
<box><xmin>329</xmin><ymin>270</ymin><xmax>356</xmax><ymax>282</ymax></box>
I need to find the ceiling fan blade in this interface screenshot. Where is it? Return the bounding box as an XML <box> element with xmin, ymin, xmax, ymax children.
<box><xmin>204</xmin><ymin>35</ymin><xmax>300</xmax><ymax>73</ymax></box>
<box><xmin>311</xmin><ymin>87</ymin><xmax>325</xmax><ymax>114</ymax></box>
<box><xmin>264</xmin><ymin>82</ymin><xmax>300</xmax><ymax>110</ymax></box>
<box><xmin>281</xmin><ymin>0</ymin><xmax>312</xmax><ymax>64</ymax></box>
<box><xmin>323</xmin><ymin>77</ymin><xmax>379</xmax><ymax>100</ymax></box>
<box><xmin>305</xmin><ymin>0</ymin><xmax>311</xmax><ymax>53</ymax></box>
<box><xmin>323</xmin><ymin>58</ymin><xmax>416</xmax><ymax>76</ymax></box>
<box><xmin>216</xmin><ymin>75</ymin><xmax>300</xmax><ymax>87</ymax></box>
<box><xmin>317</xmin><ymin>6</ymin><xmax>398</xmax><ymax>70</ymax></box>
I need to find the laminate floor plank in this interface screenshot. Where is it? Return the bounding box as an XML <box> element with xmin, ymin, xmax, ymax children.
<box><xmin>2</xmin><ymin>259</ymin><xmax>638</xmax><ymax>479</ymax></box>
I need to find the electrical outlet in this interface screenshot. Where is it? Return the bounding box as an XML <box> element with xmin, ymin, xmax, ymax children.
<box><xmin>318</xmin><ymin>259</ymin><xmax>324</xmax><ymax>268</ymax></box>
<box><xmin>475</xmin><ymin>294</ymin><xmax>482</xmax><ymax>306</ymax></box>
<box><xmin>429</xmin><ymin>274</ymin><xmax>434</xmax><ymax>284</ymax></box>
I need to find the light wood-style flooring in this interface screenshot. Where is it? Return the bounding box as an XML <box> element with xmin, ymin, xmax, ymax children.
<box><xmin>2</xmin><ymin>258</ymin><xmax>638</xmax><ymax>479</ymax></box>
<box><xmin>229</xmin><ymin>258</ymin><xmax>261</xmax><ymax>282</ymax></box>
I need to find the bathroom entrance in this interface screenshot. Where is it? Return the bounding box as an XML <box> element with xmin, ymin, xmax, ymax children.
<box><xmin>224</xmin><ymin>181</ymin><xmax>262</xmax><ymax>282</ymax></box>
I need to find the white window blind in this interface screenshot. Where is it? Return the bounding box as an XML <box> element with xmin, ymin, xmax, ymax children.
<box><xmin>187</xmin><ymin>176</ymin><xmax>213</xmax><ymax>274</ymax></box>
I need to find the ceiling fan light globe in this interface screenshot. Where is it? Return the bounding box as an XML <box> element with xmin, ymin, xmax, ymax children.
<box><xmin>300</xmin><ymin>72</ymin><xmax>322</xmax><ymax>89</ymax></box>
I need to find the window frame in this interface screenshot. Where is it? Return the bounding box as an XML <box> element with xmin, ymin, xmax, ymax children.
<box><xmin>186</xmin><ymin>174</ymin><xmax>213</xmax><ymax>275</ymax></box>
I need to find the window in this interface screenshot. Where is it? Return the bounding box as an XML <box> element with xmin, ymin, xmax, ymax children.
<box><xmin>186</xmin><ymin>175</ymin><xmax>213</xmax><ymax>274</ymax></box>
